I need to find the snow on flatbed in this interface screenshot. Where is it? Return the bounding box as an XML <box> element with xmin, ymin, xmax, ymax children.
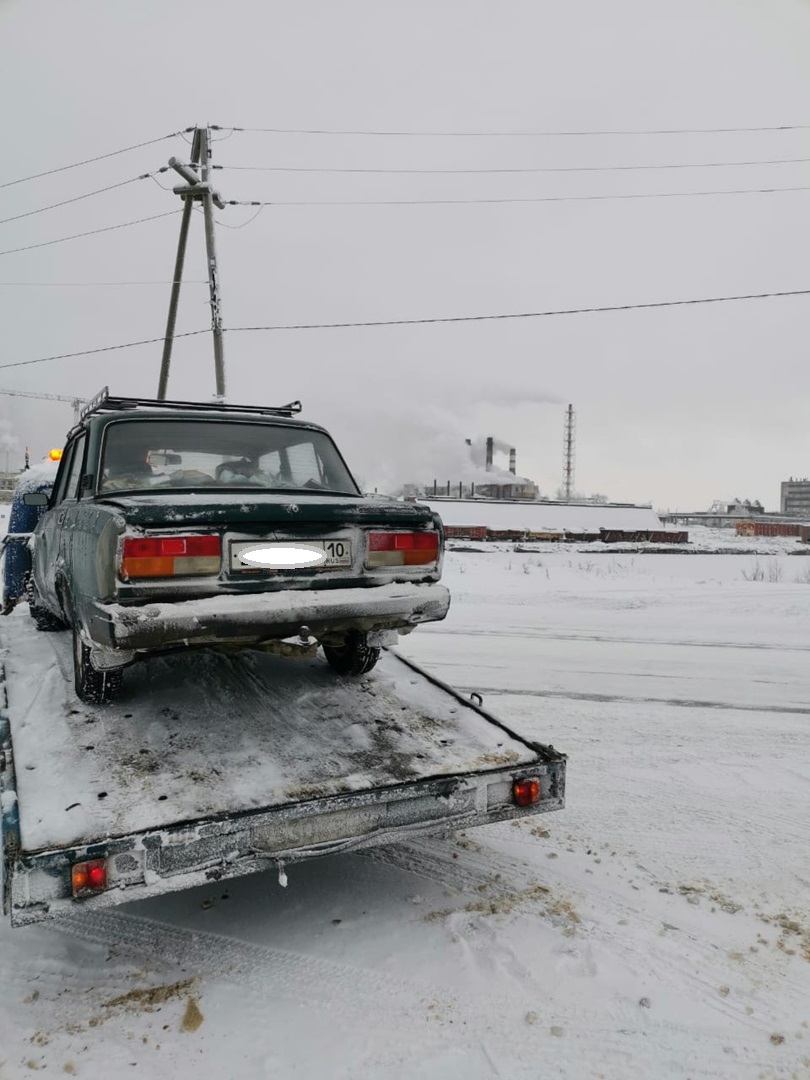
<box><xmin>3</xmin><ymin>612</ymin><xmax>535</xmax><ymax>853</ymax></box>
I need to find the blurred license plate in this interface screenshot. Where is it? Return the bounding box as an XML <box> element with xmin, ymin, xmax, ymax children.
<box><xmin>230</xmin><ymin>539</ymin><xmax>352</xmax><ymax>571</ymax></box>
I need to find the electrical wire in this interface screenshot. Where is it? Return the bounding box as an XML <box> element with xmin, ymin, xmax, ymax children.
<box><xmin>0</xmin><ymin>280</ymin><xmax>208</xmax><ymax>286</ymax></box>
<box><xmin>6</xmin><ymin>287</ymin><xmax>809</xmax><ymax>368</ymax></box>
<box><xmin>226</xmin><ymin>288</ymin><xmax>810</xmax><ymax>332</ymax></box>
<box><xmin>0</xmin><ymin>171</ymin><xmax>168</xmax><ymax>227</ymax></box>
<box><xmin>0</xmin><ymin>210</ymin><xmax>181</xmax><ymax>257</ymax></box>
<box><xmin>191</xmin><ymin>203</ymin><xmax>265</xmax><ymax>229</ymax></box>
<box><xmin>0</xmin><ymin>131</ymin><xmax>193</xmax><ymax>190</ymax></box>
<box><xmin>215</xmin><ymin>155</ymin><xmax>810</xmax><ymax>176</ymax></box>
<box><xmin>226</xmin><ymin>183</ymin><xmax>810</xmax><ymax>208</ymax></box>
<box><xmin>0</xmin><ymin>330</ymin><xmax>209</xmax><ymax>371</ymax></box>
<box><xmin>214</xmin><ymin>122</ymin><xmax>810</xmax><ymax>137</ymax></box>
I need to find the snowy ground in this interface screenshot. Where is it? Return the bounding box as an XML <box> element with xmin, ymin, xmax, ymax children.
<box><xmin>1</xmin><ymin>545</ymin><xmax>809</xmax><ymax>1078</ymax></box>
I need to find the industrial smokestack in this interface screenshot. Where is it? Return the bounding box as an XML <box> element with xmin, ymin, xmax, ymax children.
<box><xmin>509</xmin><ymin>448</ymin><xmax>516</xmax><ymax>475</ymax></box>
<box><xmin>486</xmin><ymin>436</ymin><xmax>494</xmax><ymax>471</ymax></box>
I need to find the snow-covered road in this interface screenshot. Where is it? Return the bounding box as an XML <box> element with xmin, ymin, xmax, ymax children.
<box><xmin>1</xmin><ymin>547</ymin><xmax>808</xmax><ymax>1078</ymax></box>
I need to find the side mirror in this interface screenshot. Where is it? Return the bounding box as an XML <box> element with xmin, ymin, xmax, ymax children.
<box><xmin>22</xmin><ymin>492</ymin><xmax>49</xmax><ymax>507</ymax></box>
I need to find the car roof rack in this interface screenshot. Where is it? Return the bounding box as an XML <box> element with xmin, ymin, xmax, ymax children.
<box><xmin>76</xmin><ymin>387</ymin><xmax>303</xmax><ymax>425</ymax></box>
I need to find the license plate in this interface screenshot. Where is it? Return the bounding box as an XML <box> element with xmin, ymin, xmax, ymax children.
<box><xmin>230</xmin><ymin>539</ymin><xmax>353</xmax><ymax>572</ymax></box>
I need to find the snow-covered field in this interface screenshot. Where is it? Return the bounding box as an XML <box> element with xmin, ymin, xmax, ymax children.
<box><xmin>1</xmin><ymin>546</ymin><xmax>809</xmax><ymax>1079</ymax></box>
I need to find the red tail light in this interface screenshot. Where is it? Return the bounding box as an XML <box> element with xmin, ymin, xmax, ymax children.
<box><xmin>366</xmin><ymin>531</ymin><xmax>440</xmax><ymax>568</ymax></box>
<box><xmin>513</xmin><ymin>778</ymin><xmax>541</xmax><ymax>807</ymax></box>
<box><xmin>72</xmin><ymin>858</ymin><xmax>107</xmax><ymax>895</ymax></box>
<box><xmin>121</xmin><ymin>535</ymin><xmax>221</xmax><ymax>579</ymax></box>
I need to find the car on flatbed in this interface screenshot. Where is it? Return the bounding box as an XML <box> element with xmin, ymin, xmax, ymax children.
<box><xmin>24</xmin><ymin>389</ymin><xmax>450</xmax><ymax>703</ymax></box>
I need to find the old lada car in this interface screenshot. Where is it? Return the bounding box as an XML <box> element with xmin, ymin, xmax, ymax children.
<box><xmin>25</xmin><ymin>389</ymin><xmax>450</xmax><ymax>704</ymax></box>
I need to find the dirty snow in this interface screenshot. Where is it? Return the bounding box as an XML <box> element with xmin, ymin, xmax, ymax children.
<box><xmin>0</xmin><ymin>546</ymin><xmax>808</xmax><ymax>1078</ymax></box>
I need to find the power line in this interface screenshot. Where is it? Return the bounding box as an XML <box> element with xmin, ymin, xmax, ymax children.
<box><xmin>227</xmin><ymin>183</ymin><xmax>810</xmax><ymax>209</ymax></box>
<box><xmin>0</xmin><ymin>131</ymin><xmax>193</xmax><ymax>190</ymax></box>
<box><xmin>0</xmin><ymin>210</ymin><xmax>181</xmax><ymax>257</ymax></box>
<box><xmin>0</xmin><ymin>171</ymin><xmax>167</xmax><ymax>227</ymax></box>
<box><xmin>8</xmin><ymin>287</ymin><xmax>809</xmax><ymax>369</ymax></box>
<box><xmin>215</xmin><ymin>155</ymin><xmax>810</xmax><ymax>176</ymax></box>
<box><xmin>0</xmin><ymin>280</ymin><xmax>208</xmax><ymax>287</ymax></box>
<box><xmin>214</xmin><ymin>122</ymin><xmax>810</xmax><ymax>138</ymax></box>
<box><xmin>225</xmin><ymin>288</ymin><xmax>810</xmax><ymax>331</ymax></box>
<box><xmin>0</xmin><ymin>330</ymin><xmax>209</xmax><ymax>371</ymax></box>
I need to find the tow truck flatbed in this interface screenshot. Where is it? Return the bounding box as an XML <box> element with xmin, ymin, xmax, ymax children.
<box><xmin>0</xmin><ymin>612</ymin><xmax>565</xmax><ymax>926</ymax></box>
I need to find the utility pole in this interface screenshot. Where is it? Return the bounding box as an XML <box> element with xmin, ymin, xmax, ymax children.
<box><xmin>158</xmin><ymin>129</ymin><xmax>200</xmax><ymax>400</ymax></box>
<box><xmin>159</xmin><ymin>124</ymin><xmax>227</xmax><ymax>401</ymax></box>
<box><xmin>199</xmin><ymin>125</ymin><xmax>226</xmax><ymax>401</ymax></box>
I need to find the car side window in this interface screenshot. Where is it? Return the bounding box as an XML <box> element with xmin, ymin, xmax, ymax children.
<box><xmin>61</xmin><ymin>436</ymin><xmax>86</xmax><ymax>502</ymax></box>
<box><xmin>50</xmin><ymin>442</ymin><xmax>77</xmax><ymax>506</ymax></box>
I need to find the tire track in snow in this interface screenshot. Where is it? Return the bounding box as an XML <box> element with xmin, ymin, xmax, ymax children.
<box><xmin>455</xmin><ymin>686</ymin><xmax>810</xmax><ymax>717</ymax></box>
<box><xmin>54</xmin><ymin>908</ymin><xmax>447</xmax><ymax>1023</ymax></box>
<box><xmin>418</xmin><ymin>626</ymin><xmax>810</xmax><ymax>653</ymax></box>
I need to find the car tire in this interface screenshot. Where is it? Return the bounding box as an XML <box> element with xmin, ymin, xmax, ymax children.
<box><xmin>322</xmin><ymin>631</ymin><xmax>381</xmax><ymax>676</ymax></box>
<box><xmin>28</xmin><ymin>580</ymin><xmax>67</xmax><ymax>632</ymax></box>
<box><xmin>73</xmin><ymin>627</ymin><xmax>123</xmax><ymax>705</ymax></box>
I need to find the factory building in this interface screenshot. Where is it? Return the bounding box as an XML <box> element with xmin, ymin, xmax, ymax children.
<box><xmin>780</xmin><ymin>478</ymin><xmax>810</xmax><ymax>516</ymax></box>
<box><xmin>418</xmin><ymin>436</ymin><xmax>540</xmax><ymax>501</ymax></box>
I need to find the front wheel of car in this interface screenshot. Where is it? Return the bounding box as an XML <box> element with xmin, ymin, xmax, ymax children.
<box><xmin>322</xmin><ymin>631</ymin><xmax>381</xmax><ymax>676</ymax></box>
<box><xmin>73</xmin><ymin>627</ymin><xmax>123</xmax><ymax>705</ymax></box>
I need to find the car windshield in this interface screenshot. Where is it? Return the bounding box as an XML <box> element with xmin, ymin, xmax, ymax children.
<box><xmin>99</xmin><ymin>419</ymin><xmax>360</xmax><ymax>496</ymax></box>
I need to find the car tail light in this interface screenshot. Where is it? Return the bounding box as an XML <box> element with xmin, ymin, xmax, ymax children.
<box><xmin>513</xmin><ymin>778</ymin><xmax>541</xmax><ymax>807</ymax></box>
<box><xmin>72</xmin><ymin>858</ymin><xmax>107</xmax><ymax>895</ymax></box>
<box><xmin>121</xmin><ymin>535</ymin><xmax>221</xmax><ymax>579</ymax></box>
<box><xmin>366</xmin><ymin>531</ymin><xmax>440</xmax><ymax>568</ymax></box>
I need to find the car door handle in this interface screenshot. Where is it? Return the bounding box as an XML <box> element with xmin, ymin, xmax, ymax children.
<box><xmin>57</xmin><ymin>512</ymin><xmax>66</xmax><ymax>525</ymax></box>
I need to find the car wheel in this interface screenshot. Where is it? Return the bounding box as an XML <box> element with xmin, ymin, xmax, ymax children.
<box><xmin>322</xmin><ymin>631</ymin><xmax>381</xmax><ymax>676</ymax></box>
<box><xmin>28</xmin><ymin>580</ymin><xmax>67</xmax><ymax>632</ymax></box>
<box><xmin>73</xmin><ymin>627</ymin><xmax>123</xmax><ymax>705</ymax></box>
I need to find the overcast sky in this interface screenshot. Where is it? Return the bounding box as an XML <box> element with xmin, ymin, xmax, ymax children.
<box><xmin>1</xmin><ymin>0</ymin><xmax>810</xmax><ymax>508</ymax></box>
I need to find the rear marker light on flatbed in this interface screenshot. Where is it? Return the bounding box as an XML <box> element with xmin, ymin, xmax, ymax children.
<box><xmin>513</xmin><ymin>778</ymin><xmax>540</xmax><ymax>807</ymax></box>
<box><xmin>121</xmin><ymin>535</ymin><xmax>221</xmax><ymax>579</ymax></box>
<box><xmin>366</xmin><ymin>531</ymin><xmax>439</xmax><ymax>568</ymax></box>
<box><xmin>72</xmin><ymin>859</ymin><xmax>107</xmax><ymax>895</ymax></box>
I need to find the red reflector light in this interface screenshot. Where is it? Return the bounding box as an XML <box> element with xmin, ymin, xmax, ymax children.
<box><xmin>513</xmin><ymin>778</ymin><xmax>540</xmax><ymax>807</ymax></box>
<box><xmin>72</xmin><ymin>858</ymin><xmax>107</xmax><ymax>895</ymax></box>
<box><xmin>123</xmin><ymin>535</ymin><xmax>220</xmax><ymax>559</ymax></box>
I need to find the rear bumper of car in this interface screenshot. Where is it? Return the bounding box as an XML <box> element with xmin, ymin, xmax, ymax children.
<box><xmin>88</xmin><ymin>582</ymin><xmax>451</xmax><ymax>652</ymax></box>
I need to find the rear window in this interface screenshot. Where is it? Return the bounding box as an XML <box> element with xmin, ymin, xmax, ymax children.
<box><xmin>98</xmin><ymin>419</ymin><xmax>359</xmax><ymax>496</ymax></box>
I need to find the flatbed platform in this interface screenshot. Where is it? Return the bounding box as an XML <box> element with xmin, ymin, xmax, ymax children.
<box><xmin>1</xmin><ymin>610</ymin><xmax>565</xmax><ymax>925</ymax></box>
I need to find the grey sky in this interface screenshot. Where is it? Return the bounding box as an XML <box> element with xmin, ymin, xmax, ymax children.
<box><xmin>1</xmin><ymin>0</ymin><xmax>810</xmax><ymax>508</ymax></box>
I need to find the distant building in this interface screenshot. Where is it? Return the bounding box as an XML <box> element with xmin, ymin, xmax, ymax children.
<box><xmin>780</xmin><ymin>478</ymin><xmax>810</xmax><ymax>516</ymax></box>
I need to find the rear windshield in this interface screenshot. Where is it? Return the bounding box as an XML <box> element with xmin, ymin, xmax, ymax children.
<box><xmin>99</xmin><ymin>419</ymin><xmax>360</xmax><ymax>496</ymax></box>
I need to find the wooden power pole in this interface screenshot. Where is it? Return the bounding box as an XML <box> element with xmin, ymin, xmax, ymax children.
<box><xmin>158</xmin><ymin>124</ymin><xmax>227</xmax><ymax>401</ymax></box>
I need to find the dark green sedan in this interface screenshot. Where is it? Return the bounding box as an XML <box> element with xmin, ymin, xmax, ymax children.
<box><xmin>26</xmin><ymin>390</ymin><xmax>450</xmax><ymax>704</ymax></box>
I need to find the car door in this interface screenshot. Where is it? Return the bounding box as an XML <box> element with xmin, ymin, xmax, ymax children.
<box><xmin>56</xmin><ymin>434</ymin><xmax>87</xmax><ymax>610</ymax></box>
<box><xmin>34</xmin><ymin>436</ymin><xmax>84</xmax><ymax>613</ymax></box>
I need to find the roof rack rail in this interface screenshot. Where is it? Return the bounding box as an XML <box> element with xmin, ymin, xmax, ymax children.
<box><xmin>76</xmin><ymin>388</ymin><xmax>303</xmax><ymax>425</ymax></box>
